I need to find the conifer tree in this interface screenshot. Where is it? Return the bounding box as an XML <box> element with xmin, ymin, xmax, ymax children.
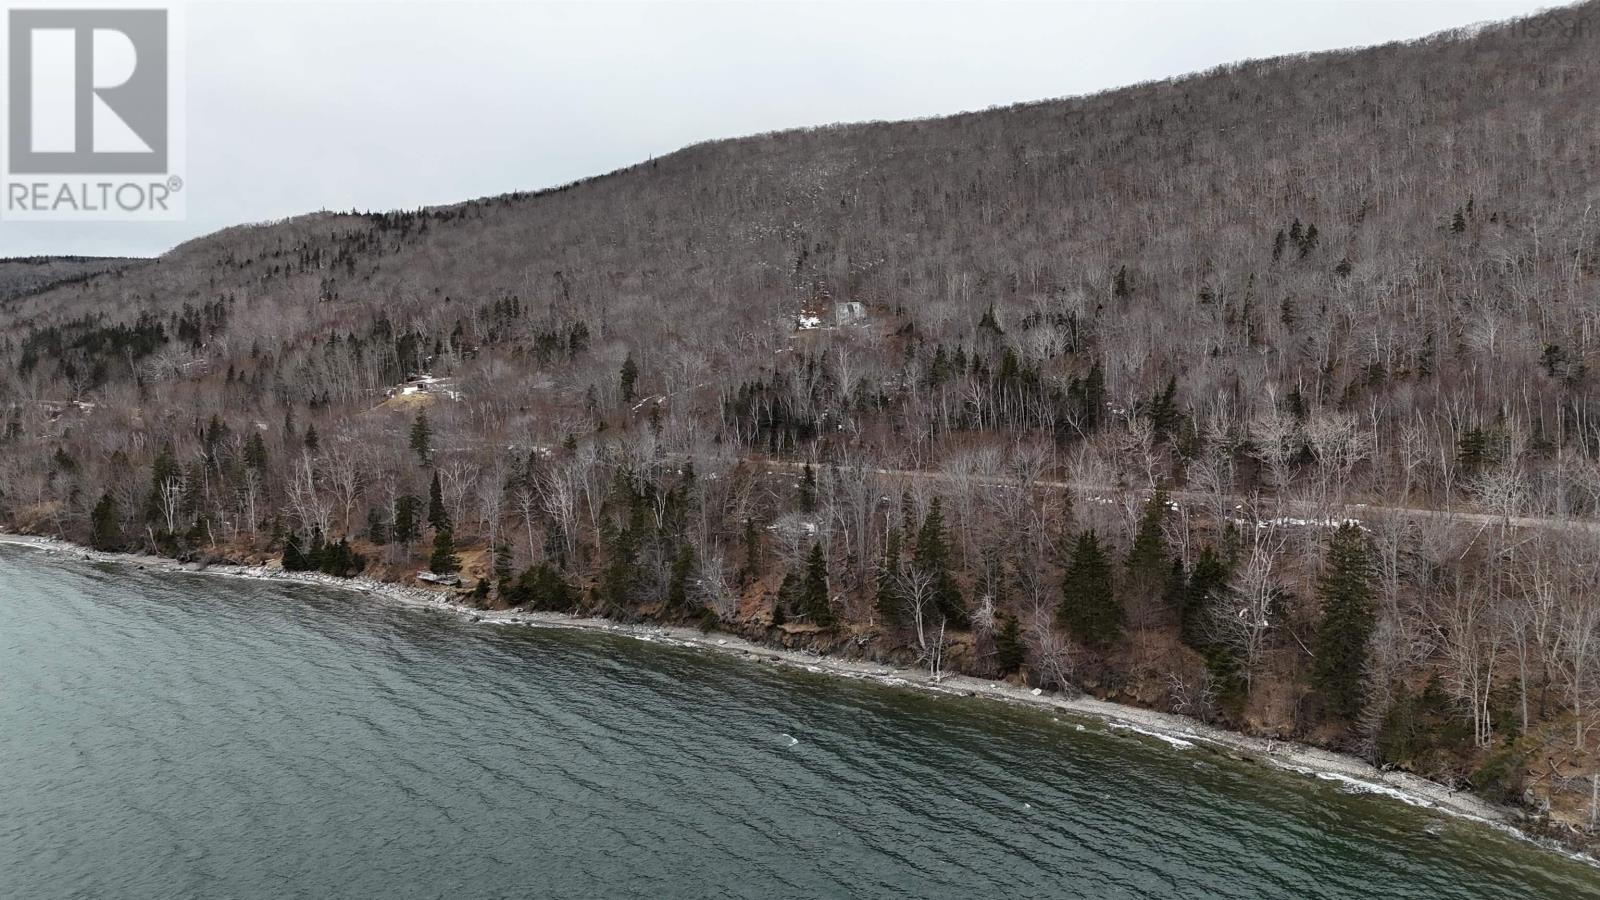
<box><xmin>1313</xmin><ymin>523</ymin><xmax>1377</xmax><ymax>720</ymax></box>
<box><xmin>1148</xmin><ymin>377</ymin><xmax>1181</xmax><ymax>442</ymax></box>
<box><xmin>90</xmin><ymin>493</ymin><xmax>121</xmax><ymax>551</ymax></box>
<box><xmin>144</xmin><ymin>444</ymin><xmax>179</xmax><ymax>523</ymax></box>
<box><xmin>772</xmin><ymin>573</ymin><xmax>795</xmax><ymax>626</ymax></box>
<box><xmin>977</xmin><ymin>303</ymin><xmax>1004</xmax><ymax>334</ymax></box>
<box><xmin>601</xmin><ymin>497</ymin><xmax>647</xmax><ymax>608</ymax></box>
<box><xmin>798</xmin><ymin>463</ymin><xmax>816</xmax><ymax>513</ymax></box>
<box><xmin>202</xmin><ymin>415</ymin><xmax>229</xmax><ymax>463</ymax></box>
<box><xmin>740</xmin><ymin>516</ymin><xmax>761</xmax><ymax>584</ymax></box>
<box><xmin>366</xmin><ymin>507</ymin><xmax>389</xmax><ymax>546</ymax></box>
<box><xmin>1299</xmin><ymin>223</ymin><xmax>1319</xmax><ymax>257</ymax></box>
<box><xmin>282</xmin><ymin>531</ymin><xmax>307</xmax><ymax>571</ymax></box>
<box><xmin>619</xmin><ymin>354</ymin><xmax>639</xmax><ymax>403</ymax></box>
<box><xmin>243</xmin><ymin>432</ymin><xmax>269</xmax><ymax>471</ymax></box>
<box><xmin>427</xmin><ymin>471</ymin><xmax>450</xmax><ymax>532</ymax></box>
<box><xmin>1057</xmin><ymin>530</ymin><xmax>1120</xmax><ymax>648</ymax></box>
<box><xmin>914</xmin><ymin>498</ymin><xmax>967</xmax><ymax>626</ymax></box>
<box><xmin>509</xmin><ymin>562</ymin><xmax>577</xmax><ymax>612</ymax></box>
<box><xmin>393</xmin><ymin>495</ymin><xmax>422</xmax><ymax>546</ymax></box>
<box><xmin>1125</xmin><ymin>490</ymin><xmax>1169</xmax><ymax>585</ymax></box>
<box><xmin>303</xmin><ymin>424</ymin><xmax>320</xmax><ymax>452</ymax></box>
<box><xmin>49</xmin><ymin>446</ymin><xmax>76</xmax><ymax>473</ymax></box>
<box><xmin>1161</xmin><ymin>557</ymin><xmax>1188</xmax><ymax>611</ymax></box>
<box><xmin>665</xmin><ymin>544</ymin><xmax>696</xmax><ymax>614</ymax></box>
<box><xmin>801</xmin><ymin>542</ymin><xmax>834</xmax><ymax>626</ymax></box>
<box><xmin>994</xmin><ymin>612</ymin><xmax>1025</xmax><ymax>676</ymax></box>
<box><xmin>306</xmin><ymin>527</ymin><xmax>326</xmax><ymax>571</ymax></box>
<box><xmin>409</xmin><ymin>411</ymin><xmax>432</xmax><ymax>463</ymax></box>
<box><xmin>1181</xmin><ymin>545</ymin><xmax>1229</xmax><ymax>649</ymax></box>
<box><xmin>493</xmin><ymin>543</ymin><xmax>514</xmax><ymax>590</ymax></box>
<box><xmin>1072</xmin><ymin>361</ymin><xmax>1107</xmax><ymax>432</ymax></box>
<box><xmin>429</xmin><ymin>527</ymin><xmax>460</xmax><ymax>575</ymax></box>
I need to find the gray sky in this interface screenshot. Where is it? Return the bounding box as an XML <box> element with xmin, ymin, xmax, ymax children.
<box><xmin>1</xmin><ymin>0</ymin><xmax>1560</xmax><ymax>258</ymax></box>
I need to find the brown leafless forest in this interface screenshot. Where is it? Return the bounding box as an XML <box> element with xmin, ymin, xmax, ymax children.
<box><xmin>4</xmin><ymin>3</ymin><xmax>1599</xmax><ymax>841</ymax></box>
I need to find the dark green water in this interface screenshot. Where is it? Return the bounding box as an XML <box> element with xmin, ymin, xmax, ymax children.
<box><xmin>1</xmin><ymin>546</ymin><xmax>1596</xmax><ymax>900</ymax></box>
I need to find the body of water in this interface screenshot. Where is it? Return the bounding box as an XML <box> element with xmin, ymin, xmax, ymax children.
<box><xmin>1</xmin><ymin>545</ymin><xmax>1595</xmax><ymax>899</ymax></box>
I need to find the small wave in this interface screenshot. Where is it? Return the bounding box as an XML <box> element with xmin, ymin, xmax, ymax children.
<box><xmin>1314</xmin><ymin>772</ymin><xmax>1434</xmax><ymax>808</ymax></box>
<box><xmin>1109</xmin><ymin>723</ymin><xmax>1195</xmax><ymax>750</ymax></box>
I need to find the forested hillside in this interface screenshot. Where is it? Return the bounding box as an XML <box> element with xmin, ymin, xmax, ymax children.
<box><xmin>0</xmin><ymin>257</ymin><xmax>142</xmax><ymax>305</ymax></box>
<box><xmin>3</xmin><ymin>4</ymin><xmax>1599</xmax><ymax>840</ymax></box>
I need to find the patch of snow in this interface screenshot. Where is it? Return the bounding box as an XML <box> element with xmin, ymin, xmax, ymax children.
<box><xmin>1230</xmin><ymin>516</ymin><xmax>1363</xmax><ymax>530</ymax></box>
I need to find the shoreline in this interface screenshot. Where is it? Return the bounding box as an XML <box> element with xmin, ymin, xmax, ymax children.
<box><xmin>2</xmin><ymin>530</ymin><xmax>1594</xmax><ymax>867</ymax></box>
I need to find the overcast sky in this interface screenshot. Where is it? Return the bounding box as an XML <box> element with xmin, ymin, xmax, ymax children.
<box><xmin>1</xmin><ymin>0</ymin><xmax>1561</xmax><ymax>258</ymax></box>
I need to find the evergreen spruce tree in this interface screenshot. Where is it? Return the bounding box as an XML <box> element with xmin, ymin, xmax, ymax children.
<box><xmin>1057</xmin><ymin>530</ymin><xmax>1120</xmax><ymax>648</ymax></box>
<box><xmin>409</xmin><ymin>411</ymin><xmax>432</xmax><ymax>463</ymax></box>
<box><xmin>243</xmin><ymin>432</ymin><xmax>269</xmax><ymax>471</ymax></box>
<box><xmin>1072</xmin><ymin>361</ymin><xmax>1107</xmax><ymax>432</ymax></box>
<box><xmin>1113</xmin><ymin>265</ymin><xmax>1131</xmax><ymax>300</ymax></box>
<box><xmin>303</xmin><ymin>424</ymin><xmax>320</xmax><ymax>452</ymax></box>
<box><xmin>202</xmin><ymin>415</ymin><xmax>229</xmax><ymax>463</ymax></box>
<box><xmin>740</xmin><ymin>516</ymin><xmax>761</xmax><ymax>584</ymax></box>
<box><xmin>429</xmin><ymin>527</ymin><xmax>460</xmax><ymax>575</ymax></box>
<box><xmin>1182</xmin><ymin>545</ymin><xmax>1229</xmax><ymax>649</ymax></box>
<box><xmin>90</xmin><ymin>493</ymin><xmax>121</xmax><ymax>551</ymax></box>
<box><xmin>1299</xmin><ymin>223</ymin><xmax>1319</xmax><ymax>256</ymax></box>
<box><xmin>619</xmin><ymin>354</ymin><xmax>639</xmax><ymax>403</ymax></box>
<box><xmin>801</xmin><ymin>542</ymin><xmax>834</xmax><ymax>626</ymax></box>
<box><xmin>493</xmin><ymin>543</ymin><xmax>514</xmax><ymax>591</ymax></box>
<box><xmin>1313</xmin><ymin>523</ymin><xmax>1377</xmax><ymax>720</ymax></box>
<box><xmin>513</xmin><ymin>562</ymin><xmax>577</xmax><ymax>612</ymax></box>
<box><xmin>1148</xmin><ymin>377</ymin><xmax>1181</xmax><ymax>442</ymax></box>
<box><xmin>282</xmin><ymin>531</ymin><xmax>307</xmax><ymax>571</ymax></box>
<box><xmin>994</xmin><ymin>612</ymin><xmax>1025</xmax><ymax>676</ymax></box>
<box><xmin>393</xmin><ymin>495</ymin><xmax>422</xmax><ymax>545</ymax></box>
<box><xmin>977</xmin><ymin>303</ymin><xmax>1004</xmax><ymax>334</ymax></box>
<box><xmin>306</xmin><ymin>527</ymin><xmax>326</xmax><ymax>572</ymax></box>
<box><xmin>913</xmin><ymin>498</ymin><xmax>967</xmax><ymax>626</ymax></box>
<box><xmin>49</xmin><ymin>446</ymin><xmax>76</xmax><ymax>473</ymax></box>
<box><xmin>600</xmin><ymin>498</ymin><xmax>647</xmax><ymax>609</ymax></box>
<box><xmin>319</xmin><ymin>538</ymin><xmax>362</xmax><ymax>577</ymax></box>
<box><xmin>427</xmin><ymin>471</ymin><xmax>450</xmax><ymax>532</ymax></box>
<box><xmin>1161</xmin><ymin>557</ymin><xmax>1188</xmax><ymax>610</ymax></box>
<box><xmin>144</xmin><ymin>444</ymin><xmax>180</xmax><ymax>524</ymax></box>
<box><xmin>1125</xmin><ymin>490</ymin><xmax>1169</xmax><ymax>585</ymax></box>
<box><xmin>665</xmin><ymin>544</ymin><xmax>696</xmax><ymax>614</ymax></box>
<box><xmin>772</xmin><ymin>573</ymin><xmax>796</xmax><ymax>626</ymax></box>
<box><xmin>798</xmin><ymin>463</ymin><xmax>816</xmax><ymax>513</ymax></box>
<box><xmin>366</xmin><ymin>507</ymin><xmax>389</xmax><ymax>546</ymax></box>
